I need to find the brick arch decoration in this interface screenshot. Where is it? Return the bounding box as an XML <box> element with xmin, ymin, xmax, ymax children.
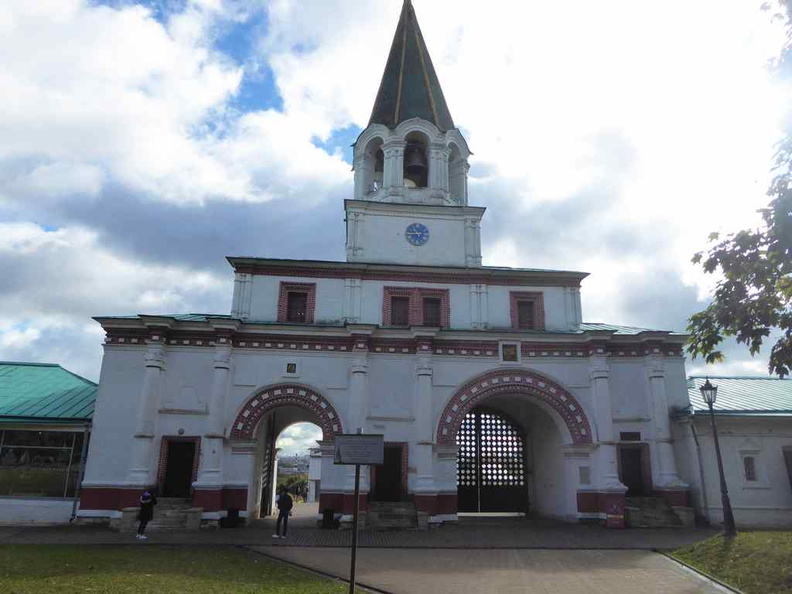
<box><xmin>229</xmin><ymin>383</ymin><xmax>343</xmax><ymax>441</ymax></box>
<box><xmin>436</xmin><ymin>369</ymin><xmax>593</xmax><ymax>445</ymax></box>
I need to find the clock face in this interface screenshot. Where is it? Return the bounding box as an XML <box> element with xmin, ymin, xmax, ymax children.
<box><xmin>405</xmin><ymin>223</ymin><xmax>430</xmax><ymax>246</ymax></box>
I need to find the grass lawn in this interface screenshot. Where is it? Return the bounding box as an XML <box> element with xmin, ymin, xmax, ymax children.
<box><xmin>671</xmin><ymin>531</ymin><xmax>792</xmax><ymax>594</ymax></box>
<box><xmin>0</xmin><ymin>545</ymin><xmax>347</xmax><ymax>594</ymax></box>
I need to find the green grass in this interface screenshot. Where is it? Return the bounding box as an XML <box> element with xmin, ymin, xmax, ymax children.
<box><xmin>0</xmin><ymin>545</ymin><xmax>347</xmax><ymax>594</ymax></box>
<box><xmin>672</xmin><ymin>531</ymin><xmax>792</xmax><ymax>594</ymax></box>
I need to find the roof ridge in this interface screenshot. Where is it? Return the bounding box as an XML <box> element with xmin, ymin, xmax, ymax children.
<box><xmin>0</xmin><ymin>361</ymin><xmax>60</xmax><ymax>367</ymax></box>
<box><xmin>688</xmin><ymin>375</ymin><xmax>787</xmax><ymax>380</ymax></box>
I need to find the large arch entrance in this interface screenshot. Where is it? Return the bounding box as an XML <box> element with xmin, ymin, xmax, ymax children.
<box><xmin>229</xmin><ymin>383</ymin><xmax>343</xmax><ymax>519</ymax></box>
<box><xmin>439</xmin><ymin>369</ymin><xmax>595</xmax><ymax>519</ymax></box>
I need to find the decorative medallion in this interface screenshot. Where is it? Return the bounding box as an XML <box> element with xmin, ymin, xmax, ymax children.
<box><xmin>405</xmin><ymin>222</ymin><xmax>430</xmax><ymax>246</ymax></box>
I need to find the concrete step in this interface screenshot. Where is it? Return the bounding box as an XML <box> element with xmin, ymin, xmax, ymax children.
<box><xmin>367</xmin><ymin>502</ymin><xmax>419</xmax><ymax>530</ymax></box>
<box><xmin>625</xmin><ymin>497</ymin><xmax>684</xmax><ymax>528</ymax></box>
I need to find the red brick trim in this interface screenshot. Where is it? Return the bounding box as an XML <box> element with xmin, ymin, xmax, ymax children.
<box><xmin>510</xmin><ymin>291</ymin><xmax>545</xmax><ymax>330</ymax></box>
<box><xmin>79</xmin><ymin>487</ymin><xmax>142</xmax><ymax>511</ymax></box>
<box><xmin>229</xmin><ymin>383</ymin><xmax>342</xmax><ymax>442</ymax></box>
<box><xmin>156</xmin><ymin>436</ymin><xmax>201</xmax><ymax>493</ymax></box>
<box><xmin>654</xmin><ymin>489</ymin><xmax>690</xmax><ymax>507</ymax></box>
<box><xmin>437</xmin><ymin>369</ymin><xmax>593</xmax><ymax>445</ymax></box>
<box><xmin>382</xmin><ymin>287</ymin><xmax>450</xmax><ymax>327</ymax></box>
<box><xmin>277</xmin><ymin>282</ymin><xmax>316</xmax><ymax>324</ymax></box>
<box><xmin>413</xmin><ymin>492</ymin><xmax>458</xmax><ymax>515</ymax></box>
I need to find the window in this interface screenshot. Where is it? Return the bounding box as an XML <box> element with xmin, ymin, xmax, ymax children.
<box><xmin>517</xmin><ymin>300</ymin><xmax>535</xmax><ymax>329</ymax></box>
<box><xmin>500</xmin><ymin>342</ymin><xmax>519</xmax><ymax>363</ymax></box>
<box><xmin>620</xmin><ymin>432</ymin><xmax>642</xmax><ymax>442</ymax></box>
<box><xmin>743</xmin><ymin>456</ymin><xmax>757</xmax><ymax>482</ymax></box>
<box><xmin>286</xmin><ymin>292</ymin><xmax>308</xmax><ymax>322</ymax></box>
<box><xmin>422</xmin><ymin>297</ymin><xmax>441</xmax><ymax>327</ymax></box>
<box><xmin>383</xmin><ymin>287</ymin><xmax>449</xmax><ymax>328</ymax></box>
<box><xmin>277</xmin><ymin>282</ymin><xmax>316</xmax><ymax>324</ymax></box>
<box><xmin>0</xmin><ymin>430</ymin><xmax>86</xmax><ymax>498</ymax></box>
<box><xmin>391</xmin><ymin>296</ymin><xmax>410</xmax><ymax>327</ymax></box>
<box><xmin>509</xmin><ymin>292</ymin><xmax>545</xmax><ymax>331</ymax></box>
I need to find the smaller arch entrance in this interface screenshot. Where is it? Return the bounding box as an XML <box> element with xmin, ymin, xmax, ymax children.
<box><xmin>457</xmin><ymin>407</ymin><xmax>527</xmax><ymax>512</ymax></box>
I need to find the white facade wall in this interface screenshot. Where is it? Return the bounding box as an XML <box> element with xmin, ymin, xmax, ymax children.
<box><xmin>678</xmin><ymin>416</ymin><xmax>792</xmax><ymax>527</ymax></box>
<box><xmin>0</xmin><ymin>499</ymin><xmax>76</xmax><ymax>524</ymax></box>
<box><xmin>239</xmin><ymin>274</ymin><xmax>579</xmax><ymax>332</ymax></box>
<box><xmin>81</xmin><ymin>330</ymin><xmax>690</xmax><ymax>524</ymax></box>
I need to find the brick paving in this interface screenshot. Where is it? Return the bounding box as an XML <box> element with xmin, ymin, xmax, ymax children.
<box><xmin>258</xmin><ymin>548</ymin><xmax>728</xmax><ymax>594</ymax></box>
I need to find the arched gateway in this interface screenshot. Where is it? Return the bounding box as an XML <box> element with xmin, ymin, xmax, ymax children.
<box><xmin>230</xmin><ymin>383</ymin><xmax>343</xmax><ymax>441</ymax></box>
<box><xmin>437</xmin><ymin>369</ymin><xmax>594</xmax><ymax>445</ymax></box>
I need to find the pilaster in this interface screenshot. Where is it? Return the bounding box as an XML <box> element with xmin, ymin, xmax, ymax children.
<box><xmin>464</xmin><ymin>217</ymin><xmax>482</xmax><ymax>267</ymax></box>
<box><xmin>589</xmin><ymin>354</ymin><xmax>624</xmax><ymax>492</ymax></box>
<box><xmin>383</xmin><ymin>139</ymin><xmax>405</xmax><ymax>191</ymax></box>
<box><xmin>196</xmin><ymin>342</ymin><xmax>232</xmax><ymax>487</ymax></box>
<box><xmin>413</xmin><ymin>333</ymin><xmax>436</xmax><ymax>493</ymax></box>
<box><xmin>126</xmin><ymin>333</ymin><xmax>166</xmax><ymax>486</ymax></box>
<box><xmin>646</xmin><ymin>356</ymin><xmax>687</xmax><ymax>490</ymax></box>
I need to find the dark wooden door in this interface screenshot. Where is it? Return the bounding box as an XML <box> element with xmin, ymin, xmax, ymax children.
<box><xmin>619</xmin><ymin>447</ymin><xmax>646</xmax><ymax>496</ymax></box>
<box><xmin>373</xmin><ymin>446</ymin><xmax>403</xmax><ymax>501</ymax></box>
<box><xmin>163</xmin><ymin>441</ymin><xmax>195</xmax><ymax>498</ymax></box>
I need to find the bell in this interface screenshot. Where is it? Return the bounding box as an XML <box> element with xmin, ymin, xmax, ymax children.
<box><xmin>405</xmin><ymin>145</ymin><xmax>427</xmax><ymax>176</ymax></box>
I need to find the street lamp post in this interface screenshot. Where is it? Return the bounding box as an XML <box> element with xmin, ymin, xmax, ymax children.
<box><xmin>699</xmin><ymin>379</ymin><xmax>737</xmax><ymax>537</ymax></box>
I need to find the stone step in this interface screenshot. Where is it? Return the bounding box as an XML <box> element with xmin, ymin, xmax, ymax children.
<box><xmin>366</xmin><ymin>501</ymin><xmax>419</xmax><ymax>530</ymax></box>
<box><xmin>625</xmin><ymin>497</ymin><xmax>684</xmax><ymax>529</ymax></box>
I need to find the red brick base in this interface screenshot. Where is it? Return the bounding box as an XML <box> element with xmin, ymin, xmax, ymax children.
<box><xmin>577</xmin><ymin>491</ymin><xmax>625</xmax><ymax>528</ymax></box>
<box><xmin>319</xmin><ymin>492</ymin><xmax>368</xmax><ymax>514</ymax></box>
<box><xmin>80</xmin><ymin>486</ymin><xmax>248</xmax><ymax>513</ymax></box>
<box><xmin>413</xmin><ymin>493</ymin><xmax>458</xmax><ymax>515</ymax></box>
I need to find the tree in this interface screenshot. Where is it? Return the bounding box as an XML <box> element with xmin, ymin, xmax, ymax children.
<box><xmin>687</xmin><ymin>2</ymin><xmax>792</xmax><ymax>377</ymax></box>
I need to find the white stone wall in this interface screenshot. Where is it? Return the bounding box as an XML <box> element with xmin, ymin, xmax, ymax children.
<box><xmin>679</xmin><ymin>416</ymin><xmax>792</xmax><ymax>527</ymax></box>
<box><xmin>240</xmin><ymin>274</ymin><xmax>580</xmax><ymax>332</ymax></box>
<box><xmin>0</xmin><ymin>499</ymin><xmax>76</xmax><ymax>524</ymax></box>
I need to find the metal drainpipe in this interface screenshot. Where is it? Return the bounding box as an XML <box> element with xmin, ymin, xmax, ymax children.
<box><xmin>70</xmin><ymin>423</ymin><xmax>91</xmax><ymax>523</ymax></box>
<box><xmin>689</xmin><ymin>420</ymin><xmax>710</xmax><ymax>524</ymax></box>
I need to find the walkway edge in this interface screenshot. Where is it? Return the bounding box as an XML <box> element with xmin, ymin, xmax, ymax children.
<box><xmin>242</xmin><ymin>545</ymin><xmax>396</xmax><ymax>594</ymax></box>
<box><xmin>655</xmin><ymin>550</ymin><xmax>745</xmax><ymax>594</ymax></box>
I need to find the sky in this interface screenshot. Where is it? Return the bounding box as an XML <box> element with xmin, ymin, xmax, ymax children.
<box><xmin>0</xmin><ymin>0</ymin><xmax>789</xmax><ymax>456</ymax></box>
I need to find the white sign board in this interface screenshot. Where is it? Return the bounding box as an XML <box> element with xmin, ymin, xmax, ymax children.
<box><xmin>333</xmin><ymin>434</ymin><xmax>384</xmax><ymax>466</ymax></box>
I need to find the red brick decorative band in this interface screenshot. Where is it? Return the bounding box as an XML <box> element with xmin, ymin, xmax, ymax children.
<box><xmin>229</xmin><ymin>383</ymin><xmax>342</xmax><ymax>441</ymax></box>
<box><xmin>436</xmin><ymin>369</ymin><xmax>593</xmax><ymax>445</ymax></box>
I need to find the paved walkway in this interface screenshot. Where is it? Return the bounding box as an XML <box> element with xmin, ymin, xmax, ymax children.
<box><xmin>258</xmin><ymin>547</ymin><xmax>728</xmax><ymax>594</ymax></box>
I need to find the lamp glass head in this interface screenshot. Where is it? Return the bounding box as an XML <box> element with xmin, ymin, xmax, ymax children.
<box><xmin>700</xmin><ymin>378</ymin><xmax>717</xmax><ymax>406</ymax></box>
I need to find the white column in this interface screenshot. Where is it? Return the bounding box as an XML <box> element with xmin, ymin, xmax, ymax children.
<box><xmin>383</xmin><ymin>140</ymin><xmax>405</xmax><ymax>192</ymax></box>
<box><xmin>346</xmin><ymin>340</ymin><xmax>370</xmax><ymax>492</ymax></box>
<box><xmin>590</xmin><ymin>356</ymin><xmax>625</xmax><ymax>492</ymax></box>
<box><xmin>197</xmin><ymin>344</ymin><xmax>232</xmax><ymax>487</ymax></box>
<box><xmin>647</xmin><ymin>357</ymin><xmax>687</xmax><ymax>488</ymax></box>
<box><xmin>343</xmin><ymin>278</ymin><xmax>362</xmax><ymax>323</ymax></box>
<box><xmin>345</xmin><ymin>211</ymin><xmax>364</xmax><ymax>261</ymax></box>
<box><xmin>231</xmin><ymin>274</ymin><xmax>253</xmax><ymax>320</ymax></box>
<box><xmin>126</xmin><ymin>339</ymin><xmax>166</xmax><ymax>485</ymax></box>
<box><xmin>465</xmin><ymin>218</ymin><xmax>482</xmax><ymax>267</ymax></box>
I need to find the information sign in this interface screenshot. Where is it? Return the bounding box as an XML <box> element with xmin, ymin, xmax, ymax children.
<box><xmin>333</xmin><ymin>434</ymin><xmax>384</xmax><ymax>466</ymax></box>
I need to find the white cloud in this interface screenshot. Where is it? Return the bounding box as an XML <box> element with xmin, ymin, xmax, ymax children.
<box><xmin>0</xmin><ymin>0</ymin><xmax>788</xmax><ymax>379</ymax></box>
<box><xmin>276</xmin><ymin>422</ymin><xmax>322</xmax><ymax>456</ymax></box>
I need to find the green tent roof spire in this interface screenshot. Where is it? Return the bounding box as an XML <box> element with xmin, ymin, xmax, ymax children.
<box><xmin>368</xmin><ymin>0</ymin><xmax>455</xmax><ymax>132</ymax></box>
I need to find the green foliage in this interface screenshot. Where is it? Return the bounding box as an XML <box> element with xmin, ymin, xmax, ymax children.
<box><xmin>0</xmin><ymin>545</ymin><xmax>346</xmax><ymax>593</ymax></box>
<box><xmin>672</xmin><ymin>531</ymin><xmax>792</xmax><ymax>594</ymax></box>
<box><xmin>688</xmin><ymin>2</ymin><xmax>792</xmax><ymax>377</ymax></box>
<box><xmin>277</xmin><ymin>473</ymin><xmax>308</xmax><ymax>497</ymax></box>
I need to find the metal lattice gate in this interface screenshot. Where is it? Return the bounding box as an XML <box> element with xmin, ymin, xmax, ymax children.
<box><xmin>456</xmin><ymin>407</ymin><xmax>528</xmax><ymax>512</ymax></box>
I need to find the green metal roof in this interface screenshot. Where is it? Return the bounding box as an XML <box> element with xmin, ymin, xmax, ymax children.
<box><xmin>0</xmin><ymin>362</ymin><xmax>97</xmax><ymax>421</ymax></box>
<box><xmin>687</xmin><ymin>376</ymin><xmax>792</xmax><ymax>416</ymax></box>
<box><xmin>369</xmin><ymin>0</ymin><xmax>455</xmax><ymax>131</ymax></box>
<box><xmin>578</xmin><ymin>323</ymin><xmax>678</xmax><ymax>335</ymax></box>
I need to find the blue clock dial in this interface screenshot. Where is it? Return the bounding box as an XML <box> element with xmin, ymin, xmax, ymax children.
<box><xmin>405</xmin><ymin>223</ymin><xmax>430</xmax><ymax>246</ymax></box>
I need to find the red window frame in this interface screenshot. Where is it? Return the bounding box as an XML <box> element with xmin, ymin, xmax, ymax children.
<box><xmin>278</xmin><ymin>282</ymin><xmax>317</xmax><ymax>324</ymax></box>
<box><xmin>509</xmin><ymin>291</ymin><xmax>545</xmax><ymax>331</ymax></box>
<box><xmin>382</xmin><ymin>287</ymin><xmax>450</xmax><ymax>328</ymax></box>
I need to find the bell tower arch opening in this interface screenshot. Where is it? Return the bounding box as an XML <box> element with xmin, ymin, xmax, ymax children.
<box><xmin>404</xmin><ymin>131</ymin><xmax>429</xmax><ymax>188</ymax></box>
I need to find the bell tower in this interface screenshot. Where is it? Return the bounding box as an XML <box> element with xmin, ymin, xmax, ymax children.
<box><xmin>346</xmin><ymin>0</ymin><xmax>484</xmax><ymax>267</ymax></box>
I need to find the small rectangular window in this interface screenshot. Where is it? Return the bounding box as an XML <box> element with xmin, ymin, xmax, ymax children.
<box><xmin>422</xmin><ymin>297</ymin><xmax>442</xmax><ymax>327</ymax></box>
<box><xmin>743</xmin><ymin>456</ymin><xmax>757</xmax><ymax>482</ymax></box>
<box><xmin>391</xmin><ymin>296</ymin><xmax>410</xmax><ymax>327</ymax></box>
<box><xmin>517</xmin><ymin>300</ymin><xmax>535</xmax><ymax>329</ymax></box>
<box><xmin>286</xmin><ymin>292</ymin><xmax>308</xmax><ymax>323</ymax></box>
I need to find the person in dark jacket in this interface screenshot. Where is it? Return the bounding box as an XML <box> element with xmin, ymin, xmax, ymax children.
<box><xmin>273</xmin><ymin>489</ymin><xmax>293</xmax><ymax>539</ymax></box>
<box><xmin>136</xmin><ymin>489</ymin><xmax>156</xmax><ymax>539</ymax></box>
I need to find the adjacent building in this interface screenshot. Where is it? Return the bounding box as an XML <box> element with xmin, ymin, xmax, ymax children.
<box><xmin>0</xmin><ymin>362</ymin><xmax>95</xmax><ymax>524</ymax></box>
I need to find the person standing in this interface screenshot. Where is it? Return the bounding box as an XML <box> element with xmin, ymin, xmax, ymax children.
<box><xmin>272</xmin><ymin>489</ymin><xmax>293</xmax><ymax>539</ymax></box>
<box><xmin>136</xmin><ymin>489</ymin><xmax>156</xmax><ymax>540</ymax></box>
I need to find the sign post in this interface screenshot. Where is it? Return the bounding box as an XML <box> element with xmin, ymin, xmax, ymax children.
<box><xmin>334</xmin><ymin>432</ymin><xmax>384</xmax><ymax>594</ymax></box>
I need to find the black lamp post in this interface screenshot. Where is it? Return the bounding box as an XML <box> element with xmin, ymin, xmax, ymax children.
<box><xmin>700</xmin><ymin>378</ymin><xmax>737</xmax><ymax>537</ymax></box>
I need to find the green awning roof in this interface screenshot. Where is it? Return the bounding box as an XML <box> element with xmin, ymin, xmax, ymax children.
<box><xmin>0</xmin><ymin>362</ymin><xmax>97</xmax><ymax>421</ymax></box>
